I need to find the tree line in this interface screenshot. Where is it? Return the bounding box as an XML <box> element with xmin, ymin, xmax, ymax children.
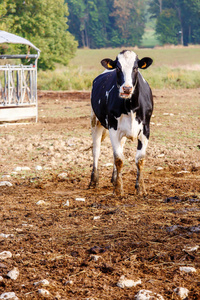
<box><xmin>149</xmin><ymin>0</ymin><xmax>200</xmax><ymax>46</ymax></box>
<box><xmin>65</xmin><ymin>0</ymin><xmax>147</xmax><ymax>48</ymax></box>
<box><xmin>0</xmin><ymin>0</ymin><xmax>200</xmax><ymax>70</ymax></box>
<box><xmin>67</xmin><ymin>0</ymin><xmax>200</xmax><ymax>48</ymax></box>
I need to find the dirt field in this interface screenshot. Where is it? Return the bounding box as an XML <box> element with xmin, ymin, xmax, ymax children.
<box><xmin>0</xmin><ymin>89</ymin><xmax>200</xmax><ymax>299</ymax></box>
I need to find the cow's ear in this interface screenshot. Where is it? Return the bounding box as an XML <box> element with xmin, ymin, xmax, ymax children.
<box><xmin>138</xmin><ymin>57</ymin><xmax>153</xmax><ymax>69</ymax></box>
<box><xmin>101</xmin><ymin>58</ymin><xmax>116</xmax><ymax>70</ymax></box>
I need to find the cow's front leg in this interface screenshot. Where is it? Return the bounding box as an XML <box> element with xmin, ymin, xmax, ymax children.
<box><xmin>89</xmin><ymin>115</ymin><xmax>105</xmax><ymax>188</ymax></box>
<box><xmin>135</xmin><ymin>131</ymin><xmax>149</xmax><ymax>195</ymax></box>
<box><xmin>109</xmin><ymin>130</ymin><xmax>125</xmax><ymax>196</ymax></box>
<box><xmin>111</xmin><ymin>164</ymin><xmax>117</xmax><ymax>185</ymax></box>
<box><xmin>114</xmin><ymin>156</ymin><xmax>124</xmax><ymax>196</ymax></box>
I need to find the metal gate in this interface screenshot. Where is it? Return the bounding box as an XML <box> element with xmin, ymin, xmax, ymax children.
<box><xmin>0</xmin><ymin>31</ymin><xmax>40</xmax><ymax>122</ymax></box>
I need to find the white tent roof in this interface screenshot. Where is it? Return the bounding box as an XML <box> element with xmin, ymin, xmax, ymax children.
<box><xmin>0</xmin><ymin>30</ymin><xmax>40</xmax><ymax>53</ymax></box>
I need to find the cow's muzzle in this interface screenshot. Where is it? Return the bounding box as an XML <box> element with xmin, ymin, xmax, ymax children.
<box><xmin>119</xmin><ymin>86</ymin><xmax>133</xmax><ymax>99</ymax></box>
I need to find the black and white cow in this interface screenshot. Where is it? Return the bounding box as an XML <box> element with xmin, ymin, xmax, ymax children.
<box><xmin>89</xmin><ymin>50</ymin><xmax>153</xmax><ymax>195</ymax></box>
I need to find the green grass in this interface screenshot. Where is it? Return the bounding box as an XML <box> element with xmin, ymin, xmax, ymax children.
<box><xmin>37</xmin><ymin>46</ymin><xmax>200</xmax><ymax>90</ymax></box>
<box><xmin>141</xmin><ymin>29</ymin><xmax>161</xmax><ymax>48</ymax></box>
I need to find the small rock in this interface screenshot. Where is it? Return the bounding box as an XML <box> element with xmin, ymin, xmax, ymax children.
<box><xmin>75</xmin><ymin>197</ymin><xmax>85</xmax><ymax>202</ymax></box>
<box><xmin>183</xmin><ymin>245</ymin><xmax>199</xmax><ymax>252</ymax></box>
<box><xmin>21</xmin><ymin>166</ymin><xmax>31</xmax><ymax>171</ymax></box>
<box><xmin>91</xmin><ymin>255</ymin><xmax>100</xmax><ymax>262</ymax></box>
<box><xmin>0</xmin><ymin>292</ymin><xmax>19</xmax><ymax>300</ymax></box>
<box><xmin>7</xmin><ymin>268</ymin><xmax>19</xmax><ymax>280</ymax></box>
<box><xmin>14</xmin><ymin>166</ymin><xmax>30</xmax><ymax>172</ymax></box>
<box><xmin>177</xmin><ymin>170</ymin><xmax>190</xmax><ymax>174</ymax></box>
<box><xmin>36</xmin><ymin>200</ymin><xmax>46</xmax><ymax>205</ymax></box>
<box><xmin>104</xmin><ymin>163</ymin><xmax>113</xmax><ymax>167</ymax></box>
<box><xmin>35</xmin><ymin>165</ymin><xmax>42</xmax><ymax>171</ymax></box>
<box><xmin>157</xmin><ymin>167</ymin><xmax>163</xmax><ymax>171</ymax></box>
<box><xmin>174</xmin><ymin>287</ymin><xmax>189</xmax><ymax>299</ymax></box>
<box><xmin>0</xmin><ymin>276</ymin><xmax>3</xmax><ymax>281</ymax></box>
<box><xmin>0</xmin><ymin>181</ymin><xmax>12</xmax><ymax>187</ymax></box>
<box><xmin>179</xmin><ymin>266</ymin><xmax>196</xmax><ymax>273</ymax></box>
<box><xmin>38</xmin><ymin>289</ymin><xmax>50</xmax><ymax>297</ymax></box>
<box><xmin>0</xmin><ymin>233</ymin><xmax>13</xmax><ymax>238</ymax></box>
<box><xmin>64</xmin><ymin>280</ymin><xmax>73</xmax><ymax>285</ymax></box>
<box><xmin>22</xmin><ymin>223</ymin><xmax>33</xmax><ymax>227</ymax></box>
<box><xmin>14</xmin><ymin>167</ymin><xmax>22</xmax><ymax>172</ymax></box>
<box><xmin>1</xmin><ymin>175</ymin><xmax>11</xmax><ymax>179</ymax></box>
<box><xmin>63</xmin><ymin>200</ymin><xmax>70</xmax><ymax>207</ymax></box>
<box><xmin>34</xmin><ymin>279</ymin><xmax>50</xmax><ymax>286</ymax></box>
<box><xmin>0</xmin><ymin>251</ymin><xmax>12</xmax><ymax>260</ymax></box>
<box><xmin>135</xmin><ymin>290</ymin><xmax>164</xmax><ymax>300</ymax></box>
<box><xmin>93</xmin><ymin>216</ymin><xmax>100</xmax><ymax>220</ymax></box>
<box><xmin>117</xmin><ymin>275</ymin><xmax>141</xmax><ymax>288</ymax></box>
<box><xmin>58</xmin><ymin>172</ymin><xmax>68</xmax><ymax>179</ymax></box>
<box><xmin>157</xmin><ymin>154</ymin><xmax>165</xmax><ymax>158</ymax></box>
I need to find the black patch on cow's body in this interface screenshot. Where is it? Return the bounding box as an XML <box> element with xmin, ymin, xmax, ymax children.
<box><xmin>91</xmin><ymin>70</ymin><xmax>153</xmax><ymax>136</ymax></box>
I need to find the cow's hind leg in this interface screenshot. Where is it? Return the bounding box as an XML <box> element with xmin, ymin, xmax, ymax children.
<box><xmin>89</xmin><ymin>114</ymin><xmax>106</xmax><ymax>188</ymax></box>
<box><xmin>135</xmin><ymin>132</ymin><xmax>149</xmax><ymax>195</ymax></box>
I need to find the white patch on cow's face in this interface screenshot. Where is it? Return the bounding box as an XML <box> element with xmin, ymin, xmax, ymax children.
<box><xmin>117</xmin><ymin>51</ymin><xmax>137</xmax><ymax>99</ymax></box>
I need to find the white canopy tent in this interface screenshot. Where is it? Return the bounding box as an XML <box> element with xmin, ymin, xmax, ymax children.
<box><xmin>0</xmin><ymin>31</ymin><xmax>40</xmax><ymax>122</ymax></box>
<box><xmin>0</xmin><ymin>31</ymin><xmax>40</xmax><ymax>53</ymax></box>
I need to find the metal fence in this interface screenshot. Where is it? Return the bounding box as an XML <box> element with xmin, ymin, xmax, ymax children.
<box><xmin>0</xmin><ymin>54</ymin><xmax>38</xmax><ymax>122</ymax></box>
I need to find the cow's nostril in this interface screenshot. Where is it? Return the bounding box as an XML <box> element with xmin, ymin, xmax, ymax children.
<box><xmin>123</xmin><ymin>86</ymin><xmax>132</xmax><ymax>94</ymax></box>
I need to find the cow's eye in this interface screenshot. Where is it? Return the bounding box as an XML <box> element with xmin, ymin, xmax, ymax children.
<box><xmin>133</xmin><ymin>67</ymin><xmax>138</xmax><ymax>72</ymax></box>
<box><xmin>116</xmin><ymin>66</ymin><xmax>121</xmax><ymax>73</ymax></box>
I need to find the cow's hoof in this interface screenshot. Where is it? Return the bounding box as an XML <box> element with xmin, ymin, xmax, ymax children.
<box><xmin>114</xmin><ymin>185</ymin><xmax>124</xmax><ymax>197</ymax></box>
<box><xmin>135</xmin><ymin>185</ymin><xmax>147</xmax><ymax>196</ymax></box>
<box><xmin>111</xmin><ymin>177</ymin><xmax>116</xmax><ymax>186</ymax></box>
<box><xmin>111</xmin><ymin>172</ymin><xmax>117</xmax><ymax>185</ymax></box>
<box><xmin>88</xmin><ymin>181</ymin><xmax>98</xmax><ymax>189</ymax></box>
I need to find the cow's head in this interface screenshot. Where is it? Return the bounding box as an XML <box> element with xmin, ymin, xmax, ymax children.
<box><xmin>101</xmin><ymin>50</ymin><xmax>153</xmax><ymax>99</ymax></box>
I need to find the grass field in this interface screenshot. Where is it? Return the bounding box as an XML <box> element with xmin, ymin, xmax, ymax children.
<box><xmin>141</xmin><ymin>28</ymin><xmax>161</xmax><ymax>48</ymax></box>
<box><xmin>38</xmin><ymin>46</ymin><xmax>200</xmax><ymax>90</ymax></box>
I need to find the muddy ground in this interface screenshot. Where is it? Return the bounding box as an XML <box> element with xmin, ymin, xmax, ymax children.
<box><xmin>0</xmin><ymin>89</ymin><xmax>200</xmax><ymax>299</ymax></box>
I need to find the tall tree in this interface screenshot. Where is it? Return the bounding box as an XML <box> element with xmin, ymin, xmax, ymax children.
<box><xmin>111</xmin><ymin>0</ymin><xmax>146</xmax><ymax>46</ymax></box>
<box><xmin>156</xmin><ymin>8</ymin><xmax>180</xmax><ymax>44</ymax></box>
<box><xmin>65</xmin><ymin>0</ymin><xmax>86</xmax><ymax>47</ymax></box>
<box><xmin>66</xmin><ymin>0</ymin><xmax>115</xmax><ymax>48</ymax></box>
<box><xmin>148</xmin><ymin>0</ymin><xmax>200</xmax><ymax>45</ymax></box>
<box><xmin>0</xmin><ymin>0</ymin><xmax>78</xmax><ymax>70</ymax></box>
